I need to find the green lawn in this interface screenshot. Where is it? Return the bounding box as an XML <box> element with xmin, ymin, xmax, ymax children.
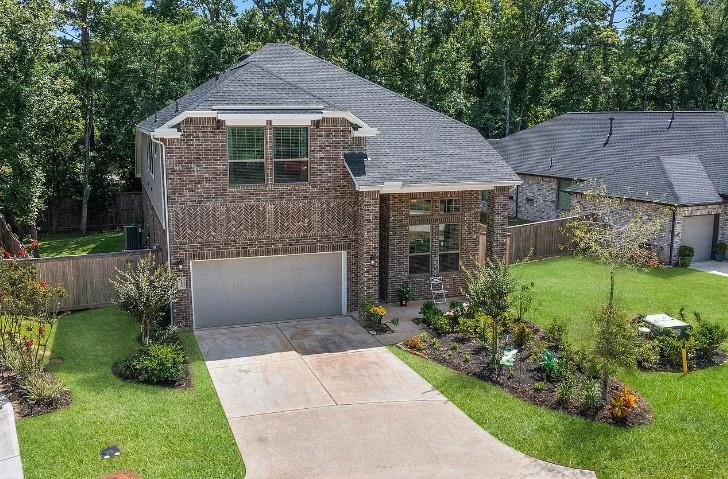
<box><xmin>17</xmin><ymin>307</ymin><xmax>244</xmax><ymax>479</ymax></box>
<box><xmin>393</xmin><ymin>257</ymin><xmax>728</xmax><ymax>479</ymax></box>
<box><xmin>39</xmin><ymin>231</ymin><xmax>124</xmax><ymax>257</ymax></box>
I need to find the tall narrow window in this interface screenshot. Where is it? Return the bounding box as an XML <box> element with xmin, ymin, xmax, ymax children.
<box><xmin>409</xmin><ymin>199</ymin><xmax>431</xmax><ymax>216</ymax></box>
<box><xmin>274</xmin><ymin>127</ymin><xmax>308</xmax><ymax>183</ymax></box>
<box><xmin>228</xmin><ymin>127</ymin><xmax>265</xmax><ymax>185</ymax></box>
<box><xmin>438</xmin><ymin>224</ymin><xmax>460</xmax><ymax>272</ymax></box>
<box><xmin>409</xmin><ymin>225</ymin><xmax>431</xmax><ymax>275</ymax></box>
<box><xmin>557</xmin><ymin>179</ymin><xmax>575</xmax><ymax>211</ymax></box>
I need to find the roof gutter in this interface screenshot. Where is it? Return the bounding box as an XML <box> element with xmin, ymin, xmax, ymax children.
<box><xmin>358</xmin><ymin>180</ymin><xmax>521</xmax><ymax>193</ymax></box>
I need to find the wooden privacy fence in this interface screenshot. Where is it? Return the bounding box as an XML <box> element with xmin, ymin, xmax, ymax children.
<box><xmin>23</xmin><ymin>250</ymin><xmax>153</xmax><ymax>311</ymax></box>
<box><xmin>478</xmin><ymin>216</ymin><xmax>578</xmax><ymax>264</ymax></box>
<box><xmin>507</xmin><ymin>216</ymin><xmax>578</xmax><ymax>262</ymax></box>
<box><xmin>40</xmin><ymin>192</ymin><xmax>143</xmax><ymax>234</ymax></box>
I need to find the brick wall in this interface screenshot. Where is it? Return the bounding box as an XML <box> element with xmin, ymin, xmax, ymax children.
<box><xmin>380</xmin><ymin>190</ymin><xmax>482</xmax><ymax>302</ymax></box>
<box><xmin>160</xmin><ymin>116</ymin><xmax>365</xmax><ymax>326</ymax></box>
<box><xmin>571</xmin><ymin>195</ymin><xmax>728</xmax><ymax>264</ymax></box>
<box><xmin>486</xmin><ymin>186</ymin><xmax>509</xmax><ymax>261</ymax></box>
<box><xmin>141</xmin><ymin>188</ymin><xmax>167</xmax><ymax>263</ymax></box>
<box><xmin>509</xmin><ymin>174</ymin><xmax>560</xmax><ymax>221</ymax></box>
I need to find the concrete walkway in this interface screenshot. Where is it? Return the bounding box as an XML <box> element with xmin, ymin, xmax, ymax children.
<box><xmin>195</xmin><ymin>317</ymin><xmax>595</xmax><ymax>479</ymax></box>
<box><xmin>0</xmin><ymin>396</ymin><xmax>23</xmax><ymax>479</ymax></box>
<box><xmin>691</xmin><ymin>260</ymin><xmax>728</xmax><ymax>277</ymax></box>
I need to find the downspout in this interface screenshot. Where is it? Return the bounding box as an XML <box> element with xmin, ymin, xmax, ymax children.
<box><xmin>150</xmin><ymin>134</ymin><xmax>174</xmax><ymax>324</ymax></box>
<box><xmin>515</xmin><ymin>185</ymin><xmax>520</xmax><ymax>218</ymax></box>
<box><xmin>668</xmin><ymin>207</ymin><xmax>677</xmax><ymax>265</ymax></box>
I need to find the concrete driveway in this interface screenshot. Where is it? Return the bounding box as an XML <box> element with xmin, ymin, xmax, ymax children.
<box><xmin>195</xmin><ymin>316</ymin><xmax>594</xmax><ymax>479</ymax></box>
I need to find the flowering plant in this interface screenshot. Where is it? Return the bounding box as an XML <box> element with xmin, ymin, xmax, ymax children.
<box><xmin>609</xmin><ymin>386</ymin><xmax>638</xmax><ymax>418</ymax></box>
<box><xmin>369</xmin><ymin>305</ymin><xmax>387</xmax><ymax>317</ymax></box>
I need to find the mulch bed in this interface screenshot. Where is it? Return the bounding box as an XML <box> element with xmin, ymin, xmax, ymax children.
<box><xmin>0</xmin><ymin>368</ymin><xmax>71</xmax><ymax>418</ymax></box>
<box><xmin>640</xmin><ymin>351</ymin><xmax>728</xmax><ymax>373</ymax></box>
<box><xmin>400</xmin><ymin>322</ymin><xmax>653</xmax><ymax>428</ymax></box>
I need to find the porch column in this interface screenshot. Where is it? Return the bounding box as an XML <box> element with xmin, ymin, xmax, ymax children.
<box><xmin>486</xmin><ymin>186</ymin><xmax>509</xmax><ymax>261</ymax></box>
<box><xmin>355</xmin><ymin>190</ymin><xmax>380</xmax><ymax>306</ymax></box>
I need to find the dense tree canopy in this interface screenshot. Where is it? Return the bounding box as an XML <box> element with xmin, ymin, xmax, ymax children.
<box><xmin>0</xmin><ymin>0</ymin><xmax>726</xmax><ymax>234</ymax></box>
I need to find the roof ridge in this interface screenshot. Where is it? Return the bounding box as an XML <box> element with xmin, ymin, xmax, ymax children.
<box><xmin>259</xmin><ymin>43</ymin><xmax>486</xmax><ymax>136</ymax></box>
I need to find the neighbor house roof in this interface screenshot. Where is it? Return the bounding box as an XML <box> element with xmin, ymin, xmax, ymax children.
<box><xmin>488</xmin><ymin>111</ymin><xmax>728</xmax><ymax>206</ymax></box>
<box><xmin>138</xmin><ymin>43</ymin><xmax>520</xmax><ymax>190</ymax></box>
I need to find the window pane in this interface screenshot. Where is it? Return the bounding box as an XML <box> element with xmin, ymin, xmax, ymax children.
<box><xmin>274</xmin><ymin>160</ymin><xmax>309</xmax><ymax>183</ymax></box>
<box><xmin>409</xmin><ymin>225</ymin><xmax>431</xmax><ymax>254</ymax></box>
<box><xmin>438</xmin><ymin>224</ymin><xmax>459</xmax><ymax>252</ymax></box>
<box><xmin>439</xmin><ymin>253</ymin><xmax>459</xmax><ymax>272</ymax></box>
<box><xmin>228</xmin><ymin>128</ymin><xmax>264</xmax><ymax>161</ymax></box>
<box><xmin>558</xmin><ymin>179</ymin><xmax>572</xmax><ymax>211</ymax></box>
<box><xmin>409</xmin><ymin>199</ymin><xmax>431</xmax><ymax>216</ymax></box>
<box><xmin>230</xmin><ymin>161</ymin><xmax>265</xmax><ymax>185</ymax></box>
<box><xmin>440</xmin><ymin>198</ymin><xmax>460</xmax><ymax>214</ymax></box>
<box><xmin>409</xmin><ymin>255</ymin><xmax>431</xmax><ymax>275</ymax></box>
<box><xmin>274</xmin><ymin>127</ymin><xmax>308</xmax><ymax>159</ymax></box>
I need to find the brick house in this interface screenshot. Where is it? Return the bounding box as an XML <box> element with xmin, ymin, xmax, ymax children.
<box><xmin>135</xmin><ymin>43</ymin><xmax>520</xmax><ymax>328</ymax></box>
<box><xmin>489</xmin><ymin>111</ymin><xmax>728</xmax><ymax>264</ymax></box>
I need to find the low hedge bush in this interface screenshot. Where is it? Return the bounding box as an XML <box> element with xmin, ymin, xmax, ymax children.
<box><xmin>114</xmin><ymin>342</ymin><xmax>185</xmax><ymax>385</ymax></box>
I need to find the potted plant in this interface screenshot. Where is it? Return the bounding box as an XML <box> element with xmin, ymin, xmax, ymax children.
<box><xmin>712</xmin><ymin>242</ymin><xmax>727</xmax><ymax>261</ymax></box>
<box><xmin>678</xmin><ymin>245</ymin><xmax>694</xmax><ymax>267</ymax></box>
<box><xmin>397</xmin><ymin>283</ymin><xmax>411</xmax><ymax>306</ymax></box>
<box><xmin>368</xmin><ymin>304</ymin><xmax>387</xmax><ymax>332</ymax></box>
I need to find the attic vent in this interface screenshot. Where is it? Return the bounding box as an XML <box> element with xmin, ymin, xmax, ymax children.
<box><xmin>603</xmin><ymin>116</ymin><xmax>614</xmax><ymax>147</ymax></box>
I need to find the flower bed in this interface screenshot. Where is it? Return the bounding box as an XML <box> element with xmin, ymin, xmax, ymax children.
<box><xmin>0</xmin><ymin>368</ymin><xmax>71</xmax><ymax>417</ymax></box>
<box><xmin>401</xmin><ymin>309</ymin><xmax>653</xmax><ymax>428</ymax></box>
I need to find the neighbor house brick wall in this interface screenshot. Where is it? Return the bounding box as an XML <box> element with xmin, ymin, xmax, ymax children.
<box><xmin>570</xmin><ymin>195</ymin><xmax>728</xmax><ymax>264</ymax></box>
<box><xmin>380</xmin><ymin>190</ymin><xmax>482</xmax><ymax>302</ymax></box>
<box><xmin>509</xmin><ymin>174</ymin><xmax>560</xmax><ymax>221</ymax></box>
<box><xmin>355</xmin><ymin>190</ymin><xmax>380</xmax><ymax>305</ymax></box>
<box><xmin>159</xmin><ymin>116</ymin><xmax>363</xmax><ymax>326</ymax></box>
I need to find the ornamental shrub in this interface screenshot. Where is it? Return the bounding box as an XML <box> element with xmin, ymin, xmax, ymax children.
<box><xmin>20</xmin><ymin>369</ymin><xmax>68</xmax><ymax>406</ymax></box>
<box><xmin>114</xmin><ymin>342</ymin><xmax>185</xmax><ymax>385</ymax></box>
<box><xmin>678</xmin><ymin>245</ymin><xmax>695</xmax><ymax>257</ymax></box>
<box><xmin>690</xmin><ymin>320</ymin><xmax>728</xmax><ymax>360</ymax></box>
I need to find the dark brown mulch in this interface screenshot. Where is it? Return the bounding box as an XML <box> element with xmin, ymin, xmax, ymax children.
<box><xmin>0</xmin><ymin>368</ymin><xmax>71</xmax><ymax>418</ymax></box>
<box><xmin>102</xmin><ymin>471</ymin><xmax>143</xmax><ymax>479</ymax></box>
<box><xmin>401</xmin><ymin>323</ymin><xmax>653</xmax><ymax>428</ymax></box>
<box><xmin>640</xmin><ymin>351</ymin><xmax>728</xmax><ymax>373</ymax></box>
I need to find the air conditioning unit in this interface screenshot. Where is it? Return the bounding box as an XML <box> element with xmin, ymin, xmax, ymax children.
<box><xmin>123</xmin><ymin>225</ymin><xmax>142</xmax><ymax>251</ymax></box>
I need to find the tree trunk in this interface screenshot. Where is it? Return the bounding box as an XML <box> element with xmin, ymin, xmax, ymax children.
<box><xmin>503</xmin><ymin>59</ymin><xmax>511</xmax><ymax>137</ymax></box>
<box><xmin>491</xmin><ymin>318</ymin><xmax>499</xmax><ymax>366</ymax></box>
<box><xmin>80</xmin><ymin>2</ymin><xmax>93</xmax><ymax>235</ymax></box>
<box><xmin>601</xmin><ymin>366</ymin><xmax>610</xmax><ymax>401</ymax></box>
<box><xmin>608</xmin><ymin>267</ymin><xmax>615</xmax><ymax>306</ymax></box>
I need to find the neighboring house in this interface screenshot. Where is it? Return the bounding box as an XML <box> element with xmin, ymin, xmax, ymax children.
<box><xmin>489</xmin><ymin>111</ymin><xmax>728</xmax><ymax>264</ymax></box>
<box><xmin>135</xmin><ymin>43</ymin><xmax>520</xmax><ymax>328</ymax></box>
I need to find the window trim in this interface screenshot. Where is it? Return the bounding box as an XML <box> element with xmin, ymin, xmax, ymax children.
<box><xmin>273</xmin><ymin>126</ymin><xmax>309</xmax><ymax>184</ymax></box>
<box><xmin>438</xmin><ymin>223</ymin><xmax>460</xmax><ymax>273</ymax></box>
<box><xmin>408</xmin><ymin>224</ymin><xmax>431</xmax><ymax>275</ymax></box>
<box><xmin>409</xmin><ymin>199</ymin><xmax>432</xmax><ymax>216</ymax></box>
<box><xmin>227</xmin><ymin>126</ymin><xmax>266</xmax><ymax>186</ymax></box>
<box><xmin>439</xmin><ymin>198</ymin><xmax>461</xmax><ymax>214</ymax></box>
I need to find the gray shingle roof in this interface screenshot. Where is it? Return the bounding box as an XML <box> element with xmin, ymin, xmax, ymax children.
<box><xmin>139</xmin><ymin>43</ymin><xmax>519</xmax><ymax>188</ymax></box>
<box><xmin>489</xmin><ymin>111</ymin><xmax>728</xmax><ymax>206</ymax></box>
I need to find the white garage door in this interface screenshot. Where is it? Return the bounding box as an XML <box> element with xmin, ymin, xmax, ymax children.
<box><xmin>681</xmin><ymin>215</ymin><xmax>715</xmax><ymax>261</ymax></box>
<box><xmin>191</xmin><ymin>252</ymin><xmax>346</xmax><ymax>329</ymax></box>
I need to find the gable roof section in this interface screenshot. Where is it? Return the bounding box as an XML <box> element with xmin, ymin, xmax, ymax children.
<box><xmin>489</xmin><ymin>111</ymin><xmax>728</xmax><ymax>205</ymax></box>
<box><xmin>139</xmin><ymin>43</ymin><xmax>520</xmax><ymax>189</ymax></box>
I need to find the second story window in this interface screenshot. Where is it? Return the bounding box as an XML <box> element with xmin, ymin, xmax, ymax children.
<box><xmin>409</xmin><ymin>199</ymin><xmax>431</xmax><ymax>216</ymax></box>
<box><xmin>228</xmin><ymin>127</ymin><xmax>265</xmax><ymax>185</ymax></box>
<box><xmin>274</xmin><ymin>127</ymin><xmax>308</xmax><ymax>183</ymax></box>
<box><xmin>440</xmin><ymin>198</ymin><xmax>461</xmax><ymax>214</ymax></box>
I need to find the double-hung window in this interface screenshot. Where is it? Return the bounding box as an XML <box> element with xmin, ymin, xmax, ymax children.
<box><xmin>438</xmin><ymin>224</ymin><xmax>460</xmax><ymax>272</ymax></box>
<box><xmin>409</xmin><ymin>225</ymin><xmax>431</xmax><ymax>275</ymax></box>
<box><xmin>228</xmin><ymin>127</ymin><xmax>265</xmax><ymax>185</ymax></box>
<box><xmin>273</xmin><ymin>127</ymin><xmax>309</xmax><ymax>183</ymax></box>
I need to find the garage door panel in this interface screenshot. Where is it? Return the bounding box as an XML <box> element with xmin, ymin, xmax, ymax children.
<box><xmin>681</xmin><ymin>215</ymin><xmax>715</xmax><ymax>261</ymax></box>
<box><xmin>192</xmin><ymin>252</ymin><xmax>344</xmax><ymax>328</ymax></box>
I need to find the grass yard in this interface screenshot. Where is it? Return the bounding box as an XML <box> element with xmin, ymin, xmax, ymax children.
<box><xmin>39</xmin><ymin>230</ymin><xmax>124</xmax><ymax>257</ymax></box>
<box><xmin>394</xmin><ymin>256</ymin><xmax>728</xmax><ymax>479</ymax></box>
<box><xmin>17</xmin><ymin>307</ymin><xmax>244</xmax><ymax>479</ymax></box>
